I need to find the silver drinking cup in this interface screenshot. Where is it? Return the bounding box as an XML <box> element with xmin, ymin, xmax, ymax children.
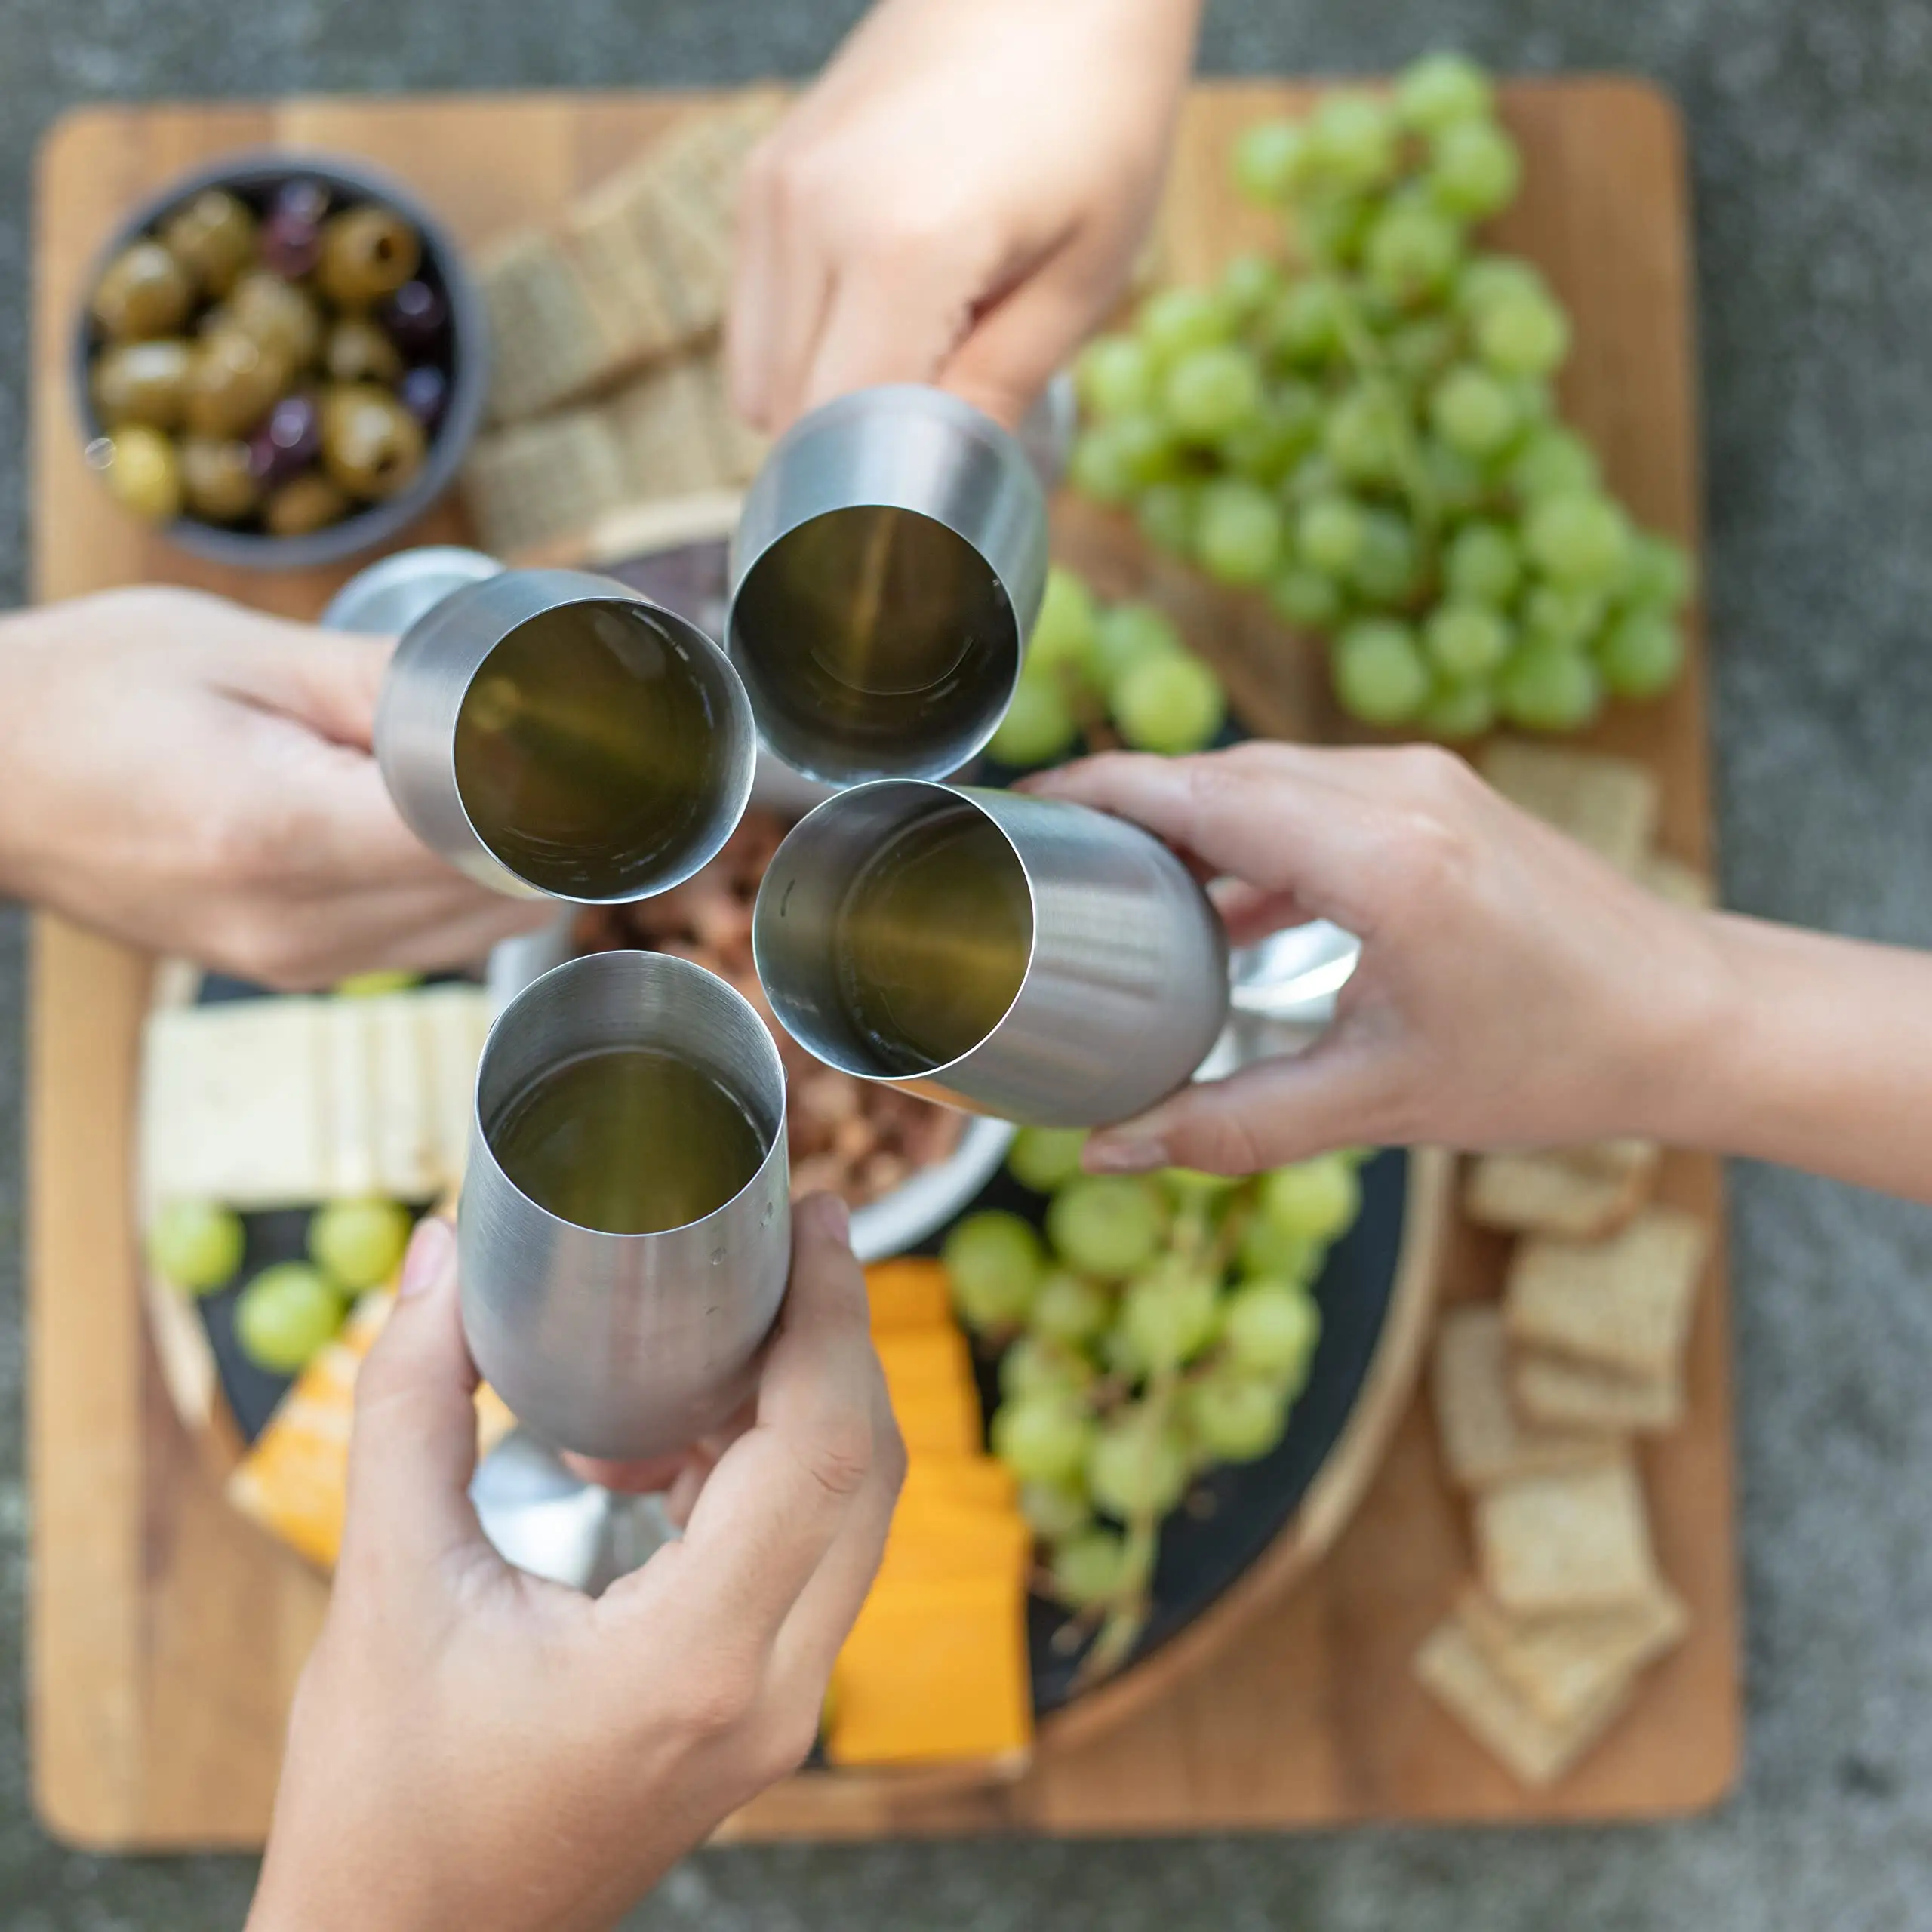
<box><xmin>460</xmin><ymin>949</ymin><xmax>792</xmax><ymax>1461</ymax></box>
<box><xmin>726</xmin><ymin>385</ymin><xmax>1050</xmax><ymax>785</ymax></box>
<box><xmin>374</xmin><ymin>567</ymin><xmax>758</xmax><ymax>903</ymax></box>
<box><xmin>752</xmin><ymin>781</ymin><xmax>1230</xmax><ymax>1127</ymax></box>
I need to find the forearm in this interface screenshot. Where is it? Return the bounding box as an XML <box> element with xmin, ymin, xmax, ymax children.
<box><xmin>1648</xmin><ymin>912</ymin><xmax>1932</xmax><ymax>1202</ymax></box>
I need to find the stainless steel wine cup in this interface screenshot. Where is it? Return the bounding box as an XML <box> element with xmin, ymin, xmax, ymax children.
<box><xmin>374</xmin><ymin>566</ymin><xmax>758</xmax><ymax>903</ymax></box>
<box><xmin>460</xmin><ymin>949</ymin><xmax>791</xmax><ymax>1462</ymax></box>
<box><xmin>752</xmin><ymin>780</ymin><xmax>1230</xmax><ymax>1128</ymax></box>
<box><xmin>726</xmin><ymin>384</ymin><xmax>1049</xmax><ymax>786</ymax></box>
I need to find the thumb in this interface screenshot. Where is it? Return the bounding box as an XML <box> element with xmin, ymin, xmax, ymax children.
<box><xmin>221</xmin><ymin>623</ymin><xmax>395</xmax><ymax>752</ymax></box>
<box><xmin>342</xmin><ymin>1215</ymin><xmax>489</xmax><ymax>1567</ymax></box>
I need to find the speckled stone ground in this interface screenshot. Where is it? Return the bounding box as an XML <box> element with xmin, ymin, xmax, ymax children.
<box><xmin>4</xmin><ymin>2</ymin><xmax>1932</xmax><ymax>1926</ymax></box>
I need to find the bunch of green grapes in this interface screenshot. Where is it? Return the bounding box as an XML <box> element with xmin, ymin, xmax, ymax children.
<box><xmin>943</xmin><ymin>1130</ymin><xmax>1372</xmax><ymax>1662</ymax></box>
<box><xmin>988</xmin><ymin>562</ymin><xmax>1228</xmax><ymax>768</ymax></box>
<box><xmin>1066</xmin><ymin>51</ymin><xmax>1694</xmax><ymax>740</ymax></box>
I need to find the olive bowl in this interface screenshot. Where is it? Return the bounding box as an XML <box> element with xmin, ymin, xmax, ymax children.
<box><xmin>71</xmin><ymin>149</ymin><xmax>489</xmax><ymax>571</ymax></box>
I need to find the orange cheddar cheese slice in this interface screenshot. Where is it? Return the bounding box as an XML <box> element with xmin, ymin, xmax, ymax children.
<box><xmin>863</xmin><ymin>1257</ymin><xmax>953</xmax><ymax>1334</ymax></box>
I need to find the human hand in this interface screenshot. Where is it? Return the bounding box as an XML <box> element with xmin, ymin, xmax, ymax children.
<box><xmin>727</xmin><ymin>0</ymin><xmax>1201</xmax><ymax>434</ymax></box>
<box><xmin>1029</xmin><ymin>743</ymin><xmax>1727</xmax><ymax>1173</ymax></box>
<box><xmin>249</xmin><ymin>1195</ymin><xmax>902</xmax><ymax>1932</ymax></box>
<box><xmin>0</xmin><ymin>586</ymin><xmax>548</xmax><ymax>987</ymax></box>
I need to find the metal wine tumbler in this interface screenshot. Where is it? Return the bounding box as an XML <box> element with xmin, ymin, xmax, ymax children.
<box><xmin>727</xmin><ymin>384</ymin><xmax>1050</xmax><ymax>785</ymax></box>
<box><xmin>460</xmin><ymin>950</ymin><xmax>792</xmax><ymax>1462</ymax></box>
<box><xmin>752</xmin><ymin>781</ymin><xmax>1230</xmax><ymax>1127</ymax></box>
<box><xmin>374</xmin><ymin>567</ymin><xmax>758</xmax><ymax>903</ymax></box>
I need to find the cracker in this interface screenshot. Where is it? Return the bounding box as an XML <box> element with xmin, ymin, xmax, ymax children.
<box><xmin>1466</xmin><ymin>1151</ymin><xmax>1649</xmax><ymax>1239</ymax></box>
<box><xmin>603</xmin><ymin>353</ymin><xmax>737</xmax><ymax>500</ymax></box>
<box><xmin>1639</xmin><ymin>851</ymin><xmax>1715</xmax><ymax>908</ymax></box>
<box><xmin>1474</xmin><ymin>1456</ymin><xmax>1657</xmax><ymax>1617</ymax></box>
<box><xmin>1414</xmin><ymin>1613</ymin><xmax>1635</xmax><ymax>1787</ymax></box>
<box><xmin>1479</xmin><ymin>740</ymin><xmax>1660</xmax><ymax>872</ymax></box>
<box><xmin>1457</xmin><ymin>1580</ymin><xmax>1687</xmax><ymax>1729</ymax></box>
<box><xmin>477</xmin><ymin>229</ymin><xmax>629</xmax><ymax>423</ymax></box>
<box><xmin>1432</xmin><ymin>1306</ymin><xmax>1613</xmax><ymax>1489</ymax></box>
<box><xmin>1552</xmin><ymin>1138</ymin><xmax>1661</xmax><ymax>1184</ymax></box>
<box><xmin>1514</xmin><ymin>1348</ymin><xmax>1684</xmax><ymax>1434</ymax></box>
<box><xmin>1504</xmin><ymin>1206</ymin><xmax>1709</xmax><ymax>1383</ymax></box>
<box><xmin>462</xmin><ymin>410</ymin><xmax>633</xmax><ymax>558</ymax></box>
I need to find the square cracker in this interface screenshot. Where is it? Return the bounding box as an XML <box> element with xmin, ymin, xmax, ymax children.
<box><xmin>1414</xmin><ymin>1613</ymin><xmax>1635</xmax><ymax>1788</ymax></box>
<box><xmin>462</xmin><ymin>410</ymin><xmax>633</xmax><ymax>558</ymax></box>
<box><xmin>477</xmin><ymin>229</ymin><xmax>629</xmax><ymax>423</ymax></box>
<box><xmin>1475</xmin><ymin>1456</ymin><xmax>1658</xmax><ymax>1617</ymax></box>
<box><xmin>1504</xmin><ymin>1206</ymin><xmax>1709</xmax><ymax>1382</ymax></box>
<box><xmin>1432</xmin><ymin>1306</ymin><xmax>1613</xmax><ymax>1489</ymax></box>
<box><xmin>1515</xmin><ymin>1348</ymin><xmax>1684</xmax><ymax>1434</ymax></box>
<box><xmin>1639</xmin><ymin>851</ymin><xmax>1715</xmax><ymax>908</ymax></box>
<box><xmin>1466</xmin><ymin>1151</ymin><xmax>1650</xmax><ymax>1240</ymax></box>
<box><xmin>1457</xmin><ymin>1580</ymin><xmax>1687</xmax><ymax>1728</ymax></box>
<box><xmin>1552</xmin><ymin>1138</ymin><xmax>1661</xmax><ymax>1184</ymax></box>
<box><xmin>1479</xmin><ymin>739</ymin><xmax>1660</xmax><ymax>872</ymax></box>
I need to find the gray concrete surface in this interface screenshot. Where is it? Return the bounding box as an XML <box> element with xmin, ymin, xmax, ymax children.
<box><xmin>4</xmin><ymin>0</ymin><xmax>1932</xmax><ymax>1925</ymax></box>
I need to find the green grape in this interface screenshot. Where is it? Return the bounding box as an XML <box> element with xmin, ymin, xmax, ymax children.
<box><xmin>1334</xmin><ymin>619</ymin><xmax>1429</xmax><ymax>724</ymax></box>
<box><xmin>1046</xmin><ymin>1176</ymin><xmax>1166</xmax><ymax>1278</ymax></box>
<box><xmin>1232</xmin><ymin>118</ymin><xmax>1309</xmax><ymax>205</ymax></box>
<box><xmin>1218</xmin><ymin>384</ymin><xmax>1321</xmax><ymax>482</ymax></box>
<box><xmin>1110</xmin><ymin>411</ymin><xmax>1183</xmax><ymax>488</ymax></box>
<box><xmin>1219</xmin><ymin>249</ymin><xmax>1284</xmax><ymax>320</ymax></box>
<box><xmin>1504</xmin><ymin>373</ymin><xmax>1555</xmax><ymax>427</ymax></box>
<box><xmin>1524</xmin><ymin>491</ymin><xmax>1631</xmax><ymax>588</ymax></box>
<box><xmin>1421</xmin><ymin>437</ymin><xmax>1488</xmax><ymax>515</ymax></box>
<box><xmin>1297</xmin><ymin>193</ymin><xmax>1374</xmax><ymax>266</ymax></box>
<box><xmin>1306</xmin><ymin>92</ymin><xmax>1401</xmax><ymax>192</ymax></box>
<box><xmin>1387</xmin><ymin>315</ymin><xmax>1460</xmax><ymax>385</ymax></box>
<box><xmin>1223</xmin><ymin>1278</ymin><xmax>1324</xmax><ymax>1381</ymax></box>
<box><xmin>1075</xmin><ymin>333</ymin><xmax>1155</xmax><ymax>420</ymax></box>
<box><xmin>1297</xmin><ymin>493</ymin><xmax>1369</xmax><ymax>576</ymax></box>
<box><xmin>1020</xmin><ymin>1479</ymin><xmax>1093</xmax><ymax>1543</ymax></box>
<box><xmin>1454</xmin><ymin>254</ymin><xmax>1549</xmax><ymax>318</ymax></box>
<box><xmin>235</xmin><ymin>1263</ymin><xmax>345</xmax><ymax>1375</ymax></box>
<box><xmin>1009</xmin><ymin>1125</ymin><xmax>1090</xmax><ymax>1192</ymax></box>
<box><xmin>1119</xmin><ymin>1263</ymin><xmax>1221</xmax><ymax>1374</ymax></box>
<box><xmin>1620</xmin><ymin>531</ymin><xmax>1696</xmax><ymax>612</ymax></box>
<box><xmin>1364</xmin><ymin>201</ymin><xmax>1464</xmax><ymax>305</ymax></box>
<box><xmin>1424</xmin><ymin>601</ymin><xmax>1512</xmax><ymax>681</ymax></box>
<box><xmin>1029</xmin><ymin>565</ymin><xmax>1100</xmax><ymax>683</ymax></box>
<box><xmin>334</xmin><ymin>969</ymin><xmax>421</xmax><ymax>998</ymax></box>
<box><xmin>1050</xmin><ymin>1525</ymin><xmax>1136</xmax><ymax>1607</ymax></box>
<box><xmin>1137</xmin><ymin>480</ymin><xmax>1202</xmax><ymax>556</ymax></box>
<box><xmin>1426</xmin><ymin>119</ymin><xmax>1523</xmax><ymax>218</ymax></box>
<box><xmin>1597</xmin><ymin>610</ymin><xmax>1684</xmax><ymax>698</ymax></box>
<box><xmin>1286</xmin><ymin>451</ymin><xmax>1343</xmax><ymax>501</ymax></box>
<box><xmin>1139</xmin><ymin>285</ymin><xmax>1229</xmax><ymax>364</ymax></box>
<box><xmin>1031</xmin><ymin>1269</ymin><xmax>1111</xmax><ymax>1347</ymax></box>
<box><xmin>1349</xmin><ymin>509</ymin><xmax>1420</xmax><ymax>605</ymax></box>
<box><xmin>1113</xmin><ymin>651</ymin><xmax>1227</xmax><ymax>754</ymax></box>
<box><xmin>1088</xmin><ymin>1404</ymin><xmax>1192</xmax><ymax>1519</ymax></box>
<box><xmin>1069</xmin><ymin>423</ymin><xmax>1136</xmax><ymax>504</ymax></box>
<box><xmin>1395</xmin><ymin>51</ymin><xmax>1495</xmax><ymax>131</ymax></box>
<box><xmin>1521</xmin><ymin>582</ymin><xmax>1607</xmax><ymax>649</ymax></box>
<box><xmin>1094</xmin><ymin>601</ymin><xmax>1185</xmax><ymax>694</ymax></box>
<box><xmin>992</xmin><ymin>1396</ymin><xmax>1094</xmax><ymax>1487</ymax></box>
<box><xmin>1430</xmin><ymin>365</ymin><xmax>1521</xmax><ymax>458</ymax></box>
<box><xmin>1421</xmin><ymin>678</ymin><xmax>1498</xmax><ymax>740</ymax></box>
<box><xmin>1164</xmin><ymin>1167</ymin><xmax>1241</xmax><ymax>1204</ymax></box>
<box><xmin>1268</xmin><ymin>562</ymin><xmax>1346</xmax><ymax>630</ymax></box>
<box><xmin>943</xmin><ymin>1210</ymin><xmax>1046</xmax><ymax>1327</ymax></box>
<box><xmin>1476</xmin><ymin>290</ymin><xmax>1572</xmax><ymax>378</ymax></box>
<box><xmin>1100</xmin><ymin>1319</ymin><xmax>1149</xmax><ymax>1381</ymax></box>
<box><xmin>988</xmin><ymin>678</ymin><xmax>1078</xmax><ymax>768</ymax></box>
<box><xmin>147</xmin><ymin>1198</ymin><xmax>245</xmax><ymax>1295</ymax></box>
<box><xmin>1497</xmin><ymin>639</ymin><xmax>1603</xmax><ymax>731</ymax></box>
<box><xmin>1263</xmin><ymin>275</ymin><xmax>1348</xmax><ymax>365</ymax></box>
<box><xmin>1195</xmin><ymin>478</ymin><xmax>1284</xmax><ymax>586</ymax></box>
<box><xmin>1238</xmin><ymin>1214</ymin><xmax>1320</xmax><ymax>1284</ymax></box>
<box><xmin>308</xmin><ymin>1198</ymin><xmax>411</xmax><ymax>1293</ymax></box>
<box><xmin>1444</xmin><ymin>520</ymin><xmax>1523</xmax><ymax>605</ymax></box>
<box><xmin>1260</xmin><ymin>1155</ymin><xmax>1361</xmax><ymax>1241</ymax></box>
<box><xmin>1505</xmin><ymin>426</ymin><xmax>1600</xmax><ymax>502</ymax></box>
<box><xmin>1324</xmin><ymin>382</ymin><xmax>1410</xmax><ymax>487</ymax></box>
<box><xmin>1163</xmin><ymin>343</ymin><xmax>1264</xmax><ymax>443</ymax></box>
<box><xmin>1000</xmin><ymin>1334</ymin><xmax>1096</xmax><ymax>1403</ymax></box>
<box><xmin>1183</xmin><ymin>1367</ymin><xmax>1294</xmax><ymax>1464</ymax></box>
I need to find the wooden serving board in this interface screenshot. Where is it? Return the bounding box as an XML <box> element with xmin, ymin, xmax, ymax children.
<box><xmin>28</xmin><ymin>79</ymin><xmax>1735</xmax><ymax>1850</ymax></box>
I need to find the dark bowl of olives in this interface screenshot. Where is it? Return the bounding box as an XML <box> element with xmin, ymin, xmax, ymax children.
<box><xmin>73</xmin><ymin>152</ymin><xmax>488</xmax><ymax>568</ymax></box>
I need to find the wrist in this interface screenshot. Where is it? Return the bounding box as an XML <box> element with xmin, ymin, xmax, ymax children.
<box><xmin>0</xmin><ymin>613</ymin><xmax>45</xmax><ymax>900</ymax></box>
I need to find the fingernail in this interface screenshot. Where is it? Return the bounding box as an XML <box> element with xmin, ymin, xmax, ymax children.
<box><xmin>800</xmin><ymin>1192</ymin><xmax>851</xmax><ymax>1247</ymax></box>
<box><xmin>1084</xmin><ymin>1135</ymin><xmax>1168</xmax><ymax>1175</ymax></box>
<box><xmin>398</xmin><ymin>1214</ymin><xmax>455</xmax><ymax>1298</ymax></box>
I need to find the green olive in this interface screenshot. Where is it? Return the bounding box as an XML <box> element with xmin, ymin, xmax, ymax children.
<box><xmin>100</xmin><ymin>425</ymin><xmax>183</xmax><ymax>522</ymax></box>
<box><xmin>225</xmin><ymin>270</ymin><xmax>325</xmax><ymax>368</ymax></box>
<box><xmin>179</xmin><ymin>436</ymin><xmax>261</xmax><ymax>523</ymax></box>
<box><xmin>91</xmin><ymin>241</ymin><xmax>194</xmax><ymax>340</ymax></box>
<box><xmin>320</xmin><ymin>383</ymin><xmax>426</xmax><ymax>500</ymax></box>
<box><xmin>90</xmin><ymin>338</ymin><xmax>195</xmax><ymax>431</ymax></box>
<box><xmin>264</xmin><ymin>472</ymin><xmax>350</xmax><ymax>537</ymax></box>
<box><xmin>316</xmin><ymin>206</ymin><xmax>421</xmax><ymax>312</ymax></box>
<box><xmin>160</xmin><ymin>189</ymin><xmax>257</xmax><ymax>298</ymax></box>
<box><xmin>184</xmin><ymin>328</ymin><xmax>290</xmax><ymax>438</ymax></box>
<box><xmin>323</xmin><ymin>316</ymin><xmax>403</xmax><ymax>386</ymax></box>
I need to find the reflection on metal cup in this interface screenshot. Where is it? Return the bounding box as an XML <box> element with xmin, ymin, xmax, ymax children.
<box><xmin>460</xmin><ymin>950</ymin><xmax>791</xmax><ymax>1462</ymax></box>
<box><xmin>752</xmin><ymin>781</ymin><xmax>1230</xmax><ymax>1127</ymax></box>
<box><xmin>374</xmin><ymin>567</ymin><xmax>758</xmax><ymax>904</ymax></box>
<box><xmin>727</xmin><ymin>386</ymin><xmax>1049</xmax><ymax>785</ymax></box>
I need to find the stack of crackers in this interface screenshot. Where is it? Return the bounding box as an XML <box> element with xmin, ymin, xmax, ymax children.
<box><xmin>461</xmin><ymin>92</ymin><xmax>786</xmax><ymax>557</ymax></box>
<box><xmin>1415</xmin><ymin>739</ymin><xmax>1716</xmax><ymax>1787</ymax></box>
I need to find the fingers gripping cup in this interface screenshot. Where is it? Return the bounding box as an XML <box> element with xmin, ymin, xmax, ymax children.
<box><xmin>752</xmin><ymin>782</ymin><xmax>1231</xmax><ymax>1127</ymax></box>
<box><xmin>375</xmin><ymin>567</ymin><xmax>758</xmax><ymax>903</ymax></box>
<box><xmin>460</xmin><ymin>951</ymin><xmax>791</xmax><ymax>1462</ymax></box>
<box><xmin>727</xmin><ymin>386</ymin><xmax>1050</xmax><ymax>784</ymax></box>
